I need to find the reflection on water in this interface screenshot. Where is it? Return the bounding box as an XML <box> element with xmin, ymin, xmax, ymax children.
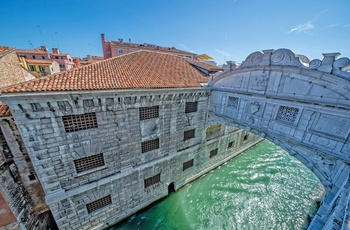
<box><xmin>111</xmin><ymin>140</ymin><xmax>324</xmax><ymax>230</ymax></box>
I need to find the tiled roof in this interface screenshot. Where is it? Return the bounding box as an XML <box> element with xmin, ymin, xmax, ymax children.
<box><xmin>0</xmin><ymin>46</ymin><xmax>15</xmax><ymax>58</ymax></box>
<box><xmin>110</xmin><ymin>41</ymin><xmax>195</xmax><ymax>55</ymax></box>
<box><xmin>16</xmin><ymin>49</ymin><xmax>49</xmax><ymax>55</ymax></box>
<box><xmin>0</xmin><ymin>101</ymin><xmax>11</xmax><ymax>117</ymax></box>
<box><xmin>51</xmin><ymin>53</ymin><xmax>70</xmax><ymax>57</ymax></box>
<box><xmin>1</xmin><ymin>50</ymin><xmax>222</xmax><ymax>93</ymax></box>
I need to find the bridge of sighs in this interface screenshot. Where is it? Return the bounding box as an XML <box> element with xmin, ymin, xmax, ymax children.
<box><xmin>206</xmin><ymin>49</ymin><xmax>350</xmax><ymax>229</ymax></box>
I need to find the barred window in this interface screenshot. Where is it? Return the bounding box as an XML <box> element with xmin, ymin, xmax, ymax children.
<box><xmin>185</xmin><ymin>102</ymin><xmax>198</xmax><ymax>113</ymax></box>
<box><xmin>74</xmin><ymin>153</ymin><xmax>105</xmax><ymax>173</ymax></box>
<box><xmin>227</xmin><ymin>96</ymin><xmax>239</xmax><ymax>109</ymax></box>
<box><xmin>86</xmin><ymin>195</ymin><xmax>112</xmax><ymax>214</ymax></box>
<box><xmin>210</xmin><ymin>148</ymin><xmax>218</xmax><ymax>158</ymax></box>
<box><xmin>139</xmin><ymin>106</ymin><xmax>159</xmax><ymax>121</ymax></box>
<box><xmin>144</xmin><ymin>173</ymin><xmax>161</xmax><ymax>188</ymax></box>
<box><xmin>228</xmin><ymin>141</ymin><xmax>234</xmax><ymax>149</ymax></box>
<box><xmin>184</xmin><ymin>129</ymin><xmax>195</xmax><ymax>141</ymax></box>
<box><xmin>62</xmin><ymin>113</ymin><xmax>98</xmax><ymax>133</ymax></box>
<box><xmin>141</xmin><ymin>138</ymin><xmax>159</xmax><ymax>153</ymax></box>
<box><xmin>183</xmin><ymin>159</ymin><xmax>194</xmax><ymax>171</ymax></box>
<box><xmin>276</xmin><ymin>106</ymin><xmax>299</xmax><ymax>123</ymax></box>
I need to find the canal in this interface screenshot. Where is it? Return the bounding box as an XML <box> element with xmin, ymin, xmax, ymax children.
<box><xmin>111</xmin><ymin>140</ymin><xmax>324</xmax><ymax>230</ymax></box>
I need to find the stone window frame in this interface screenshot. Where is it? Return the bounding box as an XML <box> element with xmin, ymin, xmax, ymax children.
<box><xmin>228</xmin><ymin>141</ymin><xmax>235</xmax><ymax>149</ymax></box>
<box><xmin>243</xmin><ymin>134</ymin><xmax>249</xmax><ymax>142</ymax></box>
<box><xmin>62</xmin><ymin>112</ymin><xmax>98</xmax><ymax>133</ymax></box>
<box><xmin>86</xmin><ymin>195</ymin><xmax>112</xmax><ymax>214</ymax></box>
<box><xmin>144</xmin><ymin>173</ymin><xmax>161</xmax><ymax>188</ymax></box>
<box><xmin>183</xmin><ymin>129</ymin><xmax>195</xmax><ymax>141</ymax></box>
<box><xmin>210</xmin><ymin>148</ymin><xmax>218</xmax><ymax>158</ymax></box>
<box><xmin>183</xmin><ymin>159</ymin><xmax>194</xmax><ymax>171</ymax></box>
<box><xmin>73</xmin><ymin>153</ymin><xmax>105</xmax><ymax>174</ymax></box>
<box><xmin>141</xmin><ymin>138</ymin><xmax>160</xmax><ymax>153</ymax></box>
<box><xmin>185</xmin><ymin>101</ymin><xmax>198</xmax><ymax>113</ymax></box>
<box><xmin>139</xmin><ymin>106</ymin><xmax>159</xmax><ymax>121</ymax></box>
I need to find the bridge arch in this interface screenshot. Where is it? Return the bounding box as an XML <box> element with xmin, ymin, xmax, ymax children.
<box><xmin>206</xmin><ymin>49</ymin><xmax>350</xmax><ymax>229</ymax></box>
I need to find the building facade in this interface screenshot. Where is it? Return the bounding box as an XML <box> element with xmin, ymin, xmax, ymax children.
<box><xmin>101</xmin><ymin>34</ymin><xmax>198</xmax><ymax>60</ymax></box>
<box><xmin>0</xmin><ymin>46</ymin><xmax>35</xmax><ymax>88</ymax></box>
<box><xmin>0</xmin><ymin>51</ymin><xmax>261</xmax><ymax>229</ymax></box>
<box><xmin>16</xmin><ymin>46</ymin><xmax>75</xmax><ymax>74</ymax></box>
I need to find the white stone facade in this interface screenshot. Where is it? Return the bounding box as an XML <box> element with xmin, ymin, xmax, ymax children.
<box><xmin>1</xmin><ymin>88</ymin><xmax>261</xmax><ymax>229</ymax></box>
<box><xmin>208</xmin><ymin>49</ymin><xmax>350</xmax><ymax>230</ymax></box>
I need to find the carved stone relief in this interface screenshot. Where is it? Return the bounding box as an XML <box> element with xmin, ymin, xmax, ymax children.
<box><xmin>312</xmin><ymin>113</ymin><xmax>350</xmax><ymax>139</ymax></box>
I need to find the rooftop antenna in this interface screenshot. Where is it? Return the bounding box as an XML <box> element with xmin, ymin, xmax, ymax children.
<box><xmin>37</xmin><ymin>25</ymin><xmax>46</xmax><ymax>46</ymax></box>
<box><xmin>28</xmin><ymin>40</ymin><xmax>33</xmax><ymax>49</ymax></box>
<box><xmin>55</xmin><ymin>32</ymin><xmax>60</xmax><ymax>49</ymax></box>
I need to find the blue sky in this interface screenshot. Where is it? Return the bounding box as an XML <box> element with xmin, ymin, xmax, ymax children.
<box><xmin>1</xmin><ymin>0</ymin><xmax>349</xmax><ymax>65</ymax></box>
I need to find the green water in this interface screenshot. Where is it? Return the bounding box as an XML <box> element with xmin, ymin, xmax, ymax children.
<box><xmin>111</xmin><ymin>140</ymin><xmax>324</xmax><ymax>230</ymax></box>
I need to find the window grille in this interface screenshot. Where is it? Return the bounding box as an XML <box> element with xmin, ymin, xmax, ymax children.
<box><xmin>74</xmin><ymin>153</ymin><xmax>105</xmax><ymax>173</ymax></box>
<box><xmin>210</xmin><ymin>148</ymin><xmax>218</xmax><ymax>158</ymax></box>
<box><xmin>62</xmin><ymin>112</ymin><xmax>98</xmax><ymax>133</ymax></box>
<box><xmin>228</xmin><ymin>141</ymin><xmax>234</xmax><ymax>149</ymax></box>
<box><xmin>139</xmin><ymin>106</ymin><xmax>159</xmax><ymax>121</ymax></box>
<box><xmin>86</xmin><ymin>195</ymin><xmax>112</xmax><ymax>214</ymax></box>
<box><xmin>185</xmin><ymin>102</ymin><xmax>198</xmax><ymax>113</ymax></box>
<box><xmin>227</xmin><ymin>96</ymin><xmax>239</xmax><ymax>109</ymax></box>
<box><xmin>276</xmin><ymin>106</ymin><xmax>299</xmax><ymax>123</ymax></box>
<box><xmin>141</xmin><ymin>138</ymin><xmax>159</xmax><ymax>153</ymax></box>
<box><xmin>184</xmin><ymin>129</ymin><xmax>195</xmax><ymax>141</ymax></box>
<box><xmin>144</xmin><ymin>173</ymin><xmax>161</xmax><ymax>188</ymax></box>
<box><xmin>183</xmin><ymin>159</ymin><xmax>194</xmax><ymax>171</ymax></box>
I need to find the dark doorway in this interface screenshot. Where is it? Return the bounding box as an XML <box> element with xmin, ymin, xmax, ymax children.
<box><xmin>168</xmin><ymin>182</ymin><xmax>175</xmax><ymax>194</ymax></box>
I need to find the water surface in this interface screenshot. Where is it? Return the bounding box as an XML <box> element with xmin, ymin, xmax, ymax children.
<box><xmin>112</xmin><ymin>140</ymin><xmax>324</xmax><ymax>230</ymax></box>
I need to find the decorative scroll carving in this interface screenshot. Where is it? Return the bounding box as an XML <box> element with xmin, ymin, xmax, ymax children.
<box><xmin>307</xmin><ymin>59</ymin><xmax>322</xmax><ymax>69</ymax></box>
<box><xmin>219</xmin><ymin>48</ymin><xmax>350</xmax><ymax>81</ymax></box>
<box><xmin>240</xmin><ymin>51</ymin><xmax>263</xmax><ymax>68</ymax></box>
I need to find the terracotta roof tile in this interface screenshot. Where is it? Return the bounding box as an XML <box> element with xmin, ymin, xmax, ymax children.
<box><xmin>1</xmin><ymin>51</ymin><xmax>222</xmax><ymax>93</ymax></box>
<box><xmin>16</xmin><ymin>49</ymin><xmax>49</xmax><ymax>55</ymax></box>
<box><xmin>0</xmin><ymin>46</ymin><xmax>15</xmax><ymax>58</ymax></box>
<box><xmin>0</xmin><ymin>101</ymin><xmax>11</xmax><ymax>117</ymax></box>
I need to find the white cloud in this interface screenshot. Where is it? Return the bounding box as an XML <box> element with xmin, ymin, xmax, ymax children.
<box><xmin>344</xmin><ymin>24</ymin><xmax>350</xmax><ymax>27</ymax></box>
<box><xmin>215</xmin><ymin>49</ymin><xmax>232</xmax><ymax>57</ymax></box>
<box><xmin>328</xmin><ymin>23</ymin><xmax>341</xmax><ymax>28</ymax></box>
<box><xmin>289</xmin><ymin>20</ymin><xmax>315</xmax><ymax>33</ymax></box>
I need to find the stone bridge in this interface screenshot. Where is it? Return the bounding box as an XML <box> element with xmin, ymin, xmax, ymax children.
<box><xmin>206</xmin><ymin>49</ymin><xmax>350</xmax><ymax>229</ymax></box>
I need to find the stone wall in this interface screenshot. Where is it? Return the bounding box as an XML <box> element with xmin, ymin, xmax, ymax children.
<box><xmin>0</xmin><ymin>117</ymin><xmax>55</xmax><ymax>230</ymax></box>
<box><xmin>2</xmin><ymin>88</ymin><xmax>262</xmax><ymax>229</ymax></box>
<box><xmin>0</xmin><ymin>49</ymin><xmax>35</xmax><ymax>88</ymax></box>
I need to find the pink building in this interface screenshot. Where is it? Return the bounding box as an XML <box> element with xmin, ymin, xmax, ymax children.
<box><xmin>101</xmin><ymin>33</ymin><xmax>198</xmax><ymax>60</ymax></box>
<box><xmin>16</xmin><ymin>46</ymin><xmax>75</xmax><ymax>72</ymax></box>
<box><xmin>50</xmin><ymin>48</ymin><xmax>75</xmax><ymax>71</ymax></box>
